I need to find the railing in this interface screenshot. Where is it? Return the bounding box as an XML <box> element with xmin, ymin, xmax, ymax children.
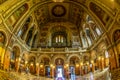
<box><xmin>30</xmin><ymin>47</ymin><xmax>87</xmax><ymax>53</ymax></box>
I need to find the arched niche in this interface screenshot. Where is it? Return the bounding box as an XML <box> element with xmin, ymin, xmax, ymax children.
<box><xmin>11</xmin><ymin>46</ymin><xmax>20</xmax><ymax>61</ymax></box>
<box><xmin>55</xmin><ymin>58</ymin><xmax>64</xmax><ymax>66</ymax></box>
<box><xmin>52</xmin><ymin>55</ymin><xmax>66</xmax><ymax>64</ymax></box>
<box><xmin>69</xmin><ymin>56</ymin><xmax>80</xmax><ymax>65</ymax></box>
<box><xmin>113</xmin><ymin>29</ymin><xmax>120</xmax><ymax>42</ymax></box>
<box><xmin>51</xmin><ymin>26</ymin><xmax>68</xmax><ymax>47</ymax></box>
<box><xmin>28</xmin><ymin>56</ymin><xmax>36</xmax><ymax>74</ymax></box>
<box><xmin>41</xmin><ymin>57</ymin><xmax>50</xmax><ymax>66</ymax></box>
<box><xmin>10</xmin><ymin>46</ymin><xmax>20</xmax><ymax>70</ymax></box>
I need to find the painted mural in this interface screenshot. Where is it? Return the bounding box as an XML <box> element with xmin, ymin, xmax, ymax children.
<box><xmin>34</xmin><ymin>5</ymin><xmax>49</xmax><ymax>26</ymax></box>
<box><xmin>70</xmin><ymin>4</ymin><xmax>84</xmax><ymax>27</ymax></box>
<box><xmin>6</xmin><ymin>4</ymin><xmax>28</xmax><ymax>28</ymax></box>
<box><xmin>89</xmin><ymin>2</ymin><xmax>110</xmax><ymax>26</ymax></box>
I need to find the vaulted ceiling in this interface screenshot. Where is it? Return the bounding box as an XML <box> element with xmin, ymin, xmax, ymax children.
<box><xmin>28</xmin><ymin>0</ymin><xmax>119</xmax><ymax>48</ymax></box>
<box><xmin>34</xmin><ymin>2</ymin><xmax>86</xmax><ymax>28</ymax></box>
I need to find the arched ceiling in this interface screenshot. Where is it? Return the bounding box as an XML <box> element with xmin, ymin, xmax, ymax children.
<box><xmin>28</xmin><ymin>0</ymin><xmax>120</xmax><ymax>48</ymax></box>
<box><xmin>32</xmin><ymin>0</ymin><xmax>119</xmax><ymax>28</ymax></box>
<box><xmin>34</xmin><ymin>2</ymin><xmax>86</xmax><ymax>28</ymax></box>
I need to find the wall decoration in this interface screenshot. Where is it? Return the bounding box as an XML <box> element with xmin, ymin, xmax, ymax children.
<box><xmin>89</xmin><ymin>2</ymin><xmax>110</xmax><ymax>26</ymax></box>
<box><xmin>52</xmin><ymin>5</ymin><xmax>66</xmax><ymax>17</ymax></box>
<box><xmin>55</xmin><ymin>58</ymin><xmax>64</xmax><ymax>65</ymax></box>
<box><xmin>34</xmin><ymin>5</ymin><xmax>49</xmax><ymax>26</ymax></box>
<box><xmin>6</xmin><ymin>3</ymin><xmax>28</xmax><ymax>27</ymax></box>
<box><xmin>41</xmin><ymin>32</ymin><xmax>47</xmax><ymax>36</ymax></box>
<box><xmin>69</xmin><ymin>4</ymin><xmax>84</xmax><ymax>27</ymax></box>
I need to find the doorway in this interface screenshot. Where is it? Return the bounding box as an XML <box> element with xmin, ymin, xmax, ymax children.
<box><xmin>70</xmin><ymin>66</ymin><xmax>75</xmax><ymax>80</ymax></box>
<box><xmin>45</xmin><ymin>66</ymin><xmax>50</xmax><ymax>77</ymax></box>
<box><xmin>56</xmin><ymin>66</ymin><xmax>64</xmax><ymax>80</ymax></box>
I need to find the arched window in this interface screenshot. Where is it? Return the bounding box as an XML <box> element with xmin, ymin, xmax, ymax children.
<box><xmin>81</xmin><ymin>31</ymin><xmax>88</xmax><ymax>48</ymax></box>
<box><xmin>55</xmin><ymin>35</ymin><xmax>64</xmax><ymax>43</ymax></box>
<box><xmin>95</xmin><ymin>27</ymin><xmax>101</xmax><ymax>36</ymax></box>
<box><xmin>26</xmin><ymin>27</ymin><xmax>34</xmax><ymax>46</ymax></box>
<box><xmin>18</xmin><ymin>17</ymin><xmax>31</xmax><ymax>40</ymax></box>
<box><xmin>52</xmin><ymin>31</ymin><xmax>67</xmax><ymax>47</ymax></box>
<box><xmin>85</xmin><ymin>28</ymin><xmax>93</xmax><ymax>46</ymax></box>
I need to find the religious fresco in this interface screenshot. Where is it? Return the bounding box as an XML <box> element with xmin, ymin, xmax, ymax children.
<box><xmin>55</xmin><ymin>58</ymin><xmax>64</xmax><ymax>65</ymax></box>
<box><xmin>6</xmin><ymin>3</ymin><xmax>28</xmax><ymax>28</ymax></box>
<box><xmin>34</xmin><ymin>5</ymin><xmax>49</xmax><ymax>26</ymax></box>
<box><xmin>89</xmin><ymin>2</ymin><xmax>110</xmax><ymax>26</ymax></box>
<box><xmin>69</xmin><ymin>4</ymin><xmax>84</xmax><ymax>27</ymax></box>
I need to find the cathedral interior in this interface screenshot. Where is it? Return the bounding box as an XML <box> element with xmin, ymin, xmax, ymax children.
<box><xmin>0</xmin><ymin>0</ymin><xmax>120</xmax><ymax>80</ymax></box>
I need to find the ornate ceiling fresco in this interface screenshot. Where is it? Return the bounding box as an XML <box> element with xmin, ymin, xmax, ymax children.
<box><xmin>34</xmin><ymin>2</ymin><xmax>86</xmax><ymax>28</ymax></box>
<box><xmin>28</xmin><ymin>0</ymin><xmax>119</xmax><ymax>48</ymax></box>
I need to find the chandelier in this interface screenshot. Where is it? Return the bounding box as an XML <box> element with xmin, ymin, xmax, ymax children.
<box><xmin>53</xmin><ymin>0</ymin><xmax>64</xmax><ymax>2</ymax></box>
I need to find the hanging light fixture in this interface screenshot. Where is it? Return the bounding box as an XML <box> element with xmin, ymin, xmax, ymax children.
<box><xmin>53</xmin><ymin>0</ymin><xmax>64</xmax><ymax>2</ymax></box>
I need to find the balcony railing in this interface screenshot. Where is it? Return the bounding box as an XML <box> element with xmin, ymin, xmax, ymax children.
<box><xmin>30</xmin><ymin>47</ymin><xmax>87</xmax><ymax>53</ymax></box>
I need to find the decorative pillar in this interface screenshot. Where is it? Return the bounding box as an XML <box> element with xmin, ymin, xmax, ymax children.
<box><xmin>80</xmin><ymin>62</ymin><xmax>83</xmax><ymax>75</ymax></box>
<box><xmin>36</xmin><ymin>63</ymin><xmax>39</xmax><ymax>76</ymax></box>
<box><xmin>101</xmin><ymin>57</ymin><xmax>104</xmax><ymax>70</ymax></box>
<box><xmin>50</xmin><ymin>64</ymin><xmax>55</xmax><ymax>78</ymax></box>
<box><xmin>91</xmin><ymin>60</ymin><xmax>95</xmax><ymax>72</ymax></box>
<box><xmin>98</xmin><ymin>57</ymin><xmax>101</xmax><ymax>70</ymax></box>
<box><xmin>15</xmin><ymin>57</ymin><xmax>21</xmax><ymax>72</ymax></box>
<box><xmin>75</xmin><ymin>63</ymin><xmax>80</xmax><ymax>75</ymax></box>
<box><xmin>40</xmin><ymin>64</ymin><xmax>44</xmax><ymax>76</ymax></box>
<box><xmin>65</xmin><ymin>64</ymin><xmax>69</xmax><ymax>79</ymax></box>
<box><xmin>87</xmin><ymin>62</ymin><xmax>90</xmax><ymax>73</ymax></box>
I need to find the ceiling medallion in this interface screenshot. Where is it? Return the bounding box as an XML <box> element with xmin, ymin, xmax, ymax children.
<box><xmin>52</xmin><ymin>5</ymin><xmax>66</xmax><ymax>17</ymax></box>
